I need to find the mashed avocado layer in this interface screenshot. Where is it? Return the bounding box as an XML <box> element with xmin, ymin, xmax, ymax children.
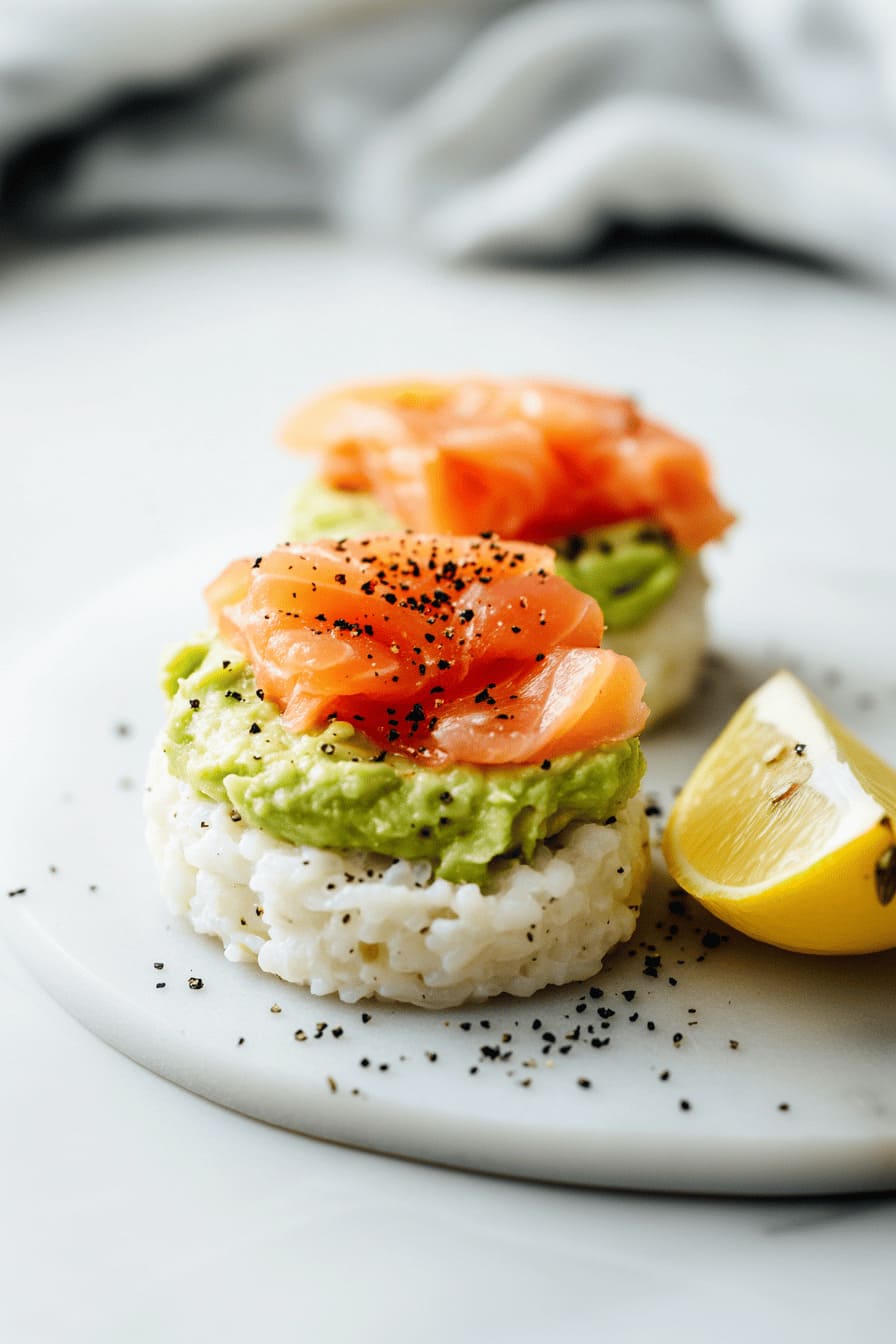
<box><xmin>161</xmin><ymin>638</ymin><xmax>644</xmax><ymax>886</ymax></box>
<box><xmin>285</xmin><ymin>482</ymin><xmax>683</xmax><ymax>632</ymax></box>
<box><xmin>552</xmin><ymin>522</ymin><xmax>683</xmax><ymax>631</ymax></box>
<box><xmin>285</xmin><ymin>480</ymin><xmax>398</xmax><ymax>539</ymax></box>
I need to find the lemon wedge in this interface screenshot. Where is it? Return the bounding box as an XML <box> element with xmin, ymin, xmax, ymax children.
<box><xmin>663</xmin><ymin>670</ymin><xmax>896</xmax><ymax>955</ymax></box>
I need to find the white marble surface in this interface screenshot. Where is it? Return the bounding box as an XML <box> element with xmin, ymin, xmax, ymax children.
<box><xmin>2</xmin><ymin>232</ymin><xmax>895</xmax><ymax>1340</ymax></box>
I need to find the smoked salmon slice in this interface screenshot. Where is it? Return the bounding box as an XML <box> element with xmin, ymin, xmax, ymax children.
<box><xmin>205</xmin><ymin>533</ymin><xmax>647</xmax><ymax>765</ymax></box>
<box><xmin>281</xmin><ymin>378</ymin><xmax>734</xmax><ymax>552</ymax></box>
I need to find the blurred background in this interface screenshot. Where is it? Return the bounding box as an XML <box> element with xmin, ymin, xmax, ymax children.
<box><xmin>1</xmin><ymin>0</ymin><xmax>895</xmax><ymax>280</ymax></box>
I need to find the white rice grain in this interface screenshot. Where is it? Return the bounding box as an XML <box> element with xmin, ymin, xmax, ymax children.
<box><xmin>145</xmin><ymin>742</ymin><xmax>649</xmax><ymax>1008</ymax></box>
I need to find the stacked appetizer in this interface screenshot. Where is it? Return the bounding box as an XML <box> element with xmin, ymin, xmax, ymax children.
<box><xmin>282</xmin><ymin>378</ymin><xmax>733</xmax><ymax>723</ymax></box>
<box><xmin>146</xmin><ymin>533</ymin><xmax>650</xmax><ymax>1007</ymax></box>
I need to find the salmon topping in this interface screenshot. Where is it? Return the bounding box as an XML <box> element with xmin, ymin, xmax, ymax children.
<box><xmin>282</xmin><ymin>378</ymin><xmax>734</xmax><ymax>552</ymax></box>
<box><xmin>205</xmin><ymin>533</ymin><xmax>648</xmax><ymax>765</ymax></box>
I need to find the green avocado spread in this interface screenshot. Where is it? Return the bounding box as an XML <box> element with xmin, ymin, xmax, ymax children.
<box><xmin>285</xmin><ymin>482</ymin><xmax>683</xmax><ymax>632</ymax></box>
<box><xmin>161</xmin><ymin>638</ymin><xmax>644</xmax><ymax>886</ymax></box>
<box><xmin>285</xmin><ymin>480</ymin><xmax>398</xmax><ymax>540</ymax></box>
<box><xmin>552</xmin><ymin>522</ymin><xmax>683</xmax><ymax>631</ymax></box>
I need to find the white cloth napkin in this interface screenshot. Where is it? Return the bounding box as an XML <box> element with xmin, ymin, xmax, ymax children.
<box><xmin>2</xmin><ymin>0</ymin><xmax>895</xmax><ymax>282</ymax></box>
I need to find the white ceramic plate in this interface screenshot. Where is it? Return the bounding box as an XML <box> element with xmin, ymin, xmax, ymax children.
<box><xmin>3</xmin><ymin>541</ymin><xmax>895</xmax><ymax>1196</ymax></box>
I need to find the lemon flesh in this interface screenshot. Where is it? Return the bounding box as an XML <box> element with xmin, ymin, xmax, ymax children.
<box><xmin>663</xmin><ymin>670</ymin><xmax>896</xmax><ymax>955</ymax></box>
